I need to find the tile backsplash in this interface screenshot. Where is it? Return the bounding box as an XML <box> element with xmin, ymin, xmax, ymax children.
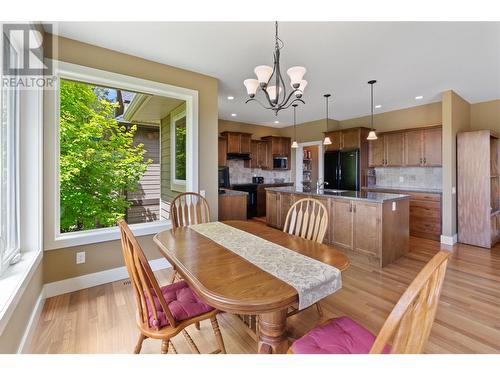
<box><xmin>227</xmin><ymin>159</ymin><xmax>292</xmax><ymax>184</ymax></box>
<box><xmin>373</xmin><ymin>167</ymin><xmax>442</xmax><ymax>190</ymax></box>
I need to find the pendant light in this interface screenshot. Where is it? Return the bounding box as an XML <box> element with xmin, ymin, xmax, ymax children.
<box><xmin>291</xmin><ymin>104</ymin><xmax>298</xmax><ymax>148</ymax></box>
<box><xmin>367</xmin><ymin>80</ymin><xmax>378</xmax><ymax>140</ymax></box>
<box><xmin>323</xmin><ymin>94</ymin><xmax>332</xmax><ymax>145</ymax></box>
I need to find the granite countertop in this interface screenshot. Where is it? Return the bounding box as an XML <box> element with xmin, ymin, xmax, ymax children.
<box><xmin>219</xmin><ymin>189</ymin><xmax>248</xmax><ymax>197</ymax></box>
<box><xmin>265</xmin><ymin>186</ymin><xmax>410</xmax><ymax>203</ymax></box>
<box><xmin>363</xmin><ymin>186</ymin><xmax>442</xmax><ymax>194</ymax></box>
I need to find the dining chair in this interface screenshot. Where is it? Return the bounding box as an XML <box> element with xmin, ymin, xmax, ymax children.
<box><xmin>288</xmin><ymin>250</ymin><xmax>450</xmax><ymax>354</ymax></box>
<box><xmin>169</xmin><ymin>192</ymin><xmax>211</xmax><ymax>287</ymax></box>
<box><xmin>283</xmin><ymin>198</ymin><xmax>329</xmax><ymax>317</ymax></box>
<box><xmin>118</xmin><ymin>220</ymin><xmax>226</xmax><ymax>354</ymax></box>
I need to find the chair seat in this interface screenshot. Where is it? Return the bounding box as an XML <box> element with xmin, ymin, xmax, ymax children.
<box><xmin>290</xmin><ymin>316</ymin><xmax>391</xmax><ymax>354</ymax></box>
<box><xmin>147</xmin><ymin>280</ymin><xmax>214</xmax><ymax>329</ymax></box>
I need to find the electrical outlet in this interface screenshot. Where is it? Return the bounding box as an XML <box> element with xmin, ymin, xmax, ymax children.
<box><xmin>392</xmin><ymin>201</ymin><xmax>397</xmax><ymax>211</ymax></box>
<box><xmin>200</xmin><ymin>190</ymin><xmax>206</xmax><ymax>197</ymax></box>
<box><xmin>452</xmin><ymin>186</ymin><xmax>456</xmax><ymax>194</ymax></box>
<box><xmin>76</xmin><ymin>251</ymin><xmax>86</xmax><ymax>264</ymax></box>
<box><xmin>399</xmin><ymin>176</ymin><xmax>404</xmax><ymax>183</ymax></box>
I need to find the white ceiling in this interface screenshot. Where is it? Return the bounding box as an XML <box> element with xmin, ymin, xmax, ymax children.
<box><xmin>50</xmin><ymin>22</ymin><xmax>500</xmax><ymax>128</ymax></box>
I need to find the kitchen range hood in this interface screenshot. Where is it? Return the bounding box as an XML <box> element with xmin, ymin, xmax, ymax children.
<box><xmin>227</xmin><ymin>153</ymin><xmax>252</xmax><ymax>160</ymax></box>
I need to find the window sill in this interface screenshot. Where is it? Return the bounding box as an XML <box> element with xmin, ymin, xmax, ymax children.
<box><xmin>45</xmin><ymin>220</ymin><xmax>172</xmax><ymax>251</ymax></box>
<box><xmin>0</xmin><ymin>249</ymin><xmax>42</xmax><ymax>336</ymax></box>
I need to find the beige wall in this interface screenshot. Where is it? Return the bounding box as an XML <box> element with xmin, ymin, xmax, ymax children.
<box><xmin>0</xmin><ymin>262</ymin><xmax>43</xmax><ymax>353</ymax></box>
<box><xmin>43</xmin><ymin>35</ymin><xmax>218</xmax><ymax>282</ymax></box>
<box><xmin>279</xmin><ymin>118</ymin><xmax>339</xmax><ymax>142</ymax></box>
<box><xmin>218</xmin><ymin>119</ymin><xmax>281</xmax><ymax>139</ymax></box>
<box><xmin>442</xmin><ymin>90</ymin><xmax>471</xmax><ymax>238</ymax></box>
<box><xmin>338</xmin><ymin>102</ymin><xmax>442</xmax><ymax>131</ymax></box>
<box><xmin>470</xmin><ymin>99</ymin><xmax>500</xmax><ymax>132</ymax></box>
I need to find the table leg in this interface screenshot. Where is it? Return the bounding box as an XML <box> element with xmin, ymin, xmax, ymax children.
<box><xmin>258</xmin><ymin>309</ymin><xmax>288</xmax><ymax>354</ymax></box>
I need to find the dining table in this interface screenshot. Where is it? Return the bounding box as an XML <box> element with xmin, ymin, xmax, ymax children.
<box><xmin>153</xmin><ymin>220</ymin><xmax>350</xmax><ymax>354</ymax></box>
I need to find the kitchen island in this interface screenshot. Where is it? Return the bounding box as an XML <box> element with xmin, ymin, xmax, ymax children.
<box><xmin>265</xmin><ymin>186</ymin><xmax>410</xmax><ymax>267</ymax></box>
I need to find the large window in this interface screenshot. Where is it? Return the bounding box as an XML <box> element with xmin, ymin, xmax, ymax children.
<box><xmin>0</xmin><ymin>43</ymin><xmax>20</xmax><ymax>275</ymax></box>
<box><xmin>59</xmin><ymin>78</ymin><xmax>158</xmax><ymax>233</ymax></box>
<box><xmin>45</xmin><ymin>62</ymin><xmax>198</xmax><ymax>249</ymax></box>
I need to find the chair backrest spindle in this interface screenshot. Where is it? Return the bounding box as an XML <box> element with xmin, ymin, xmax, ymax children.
<box><xmin>283</xmin><ymin>198</ymin><xmax>328</xmax><ymax>243</ymax></box>
<box><xmin>171</xmin><ymin>192</ymin><xmax>211</xmax><ymax>228</ymax></box>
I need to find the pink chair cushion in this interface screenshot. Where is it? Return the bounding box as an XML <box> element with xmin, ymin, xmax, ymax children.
<box><xmin>146</xmin><ymin>280</ymin><xmax>214</xmax><ymax>329</ymax></box>
<box><xmin>291</xmin><ymin>316</ymin><xmax>391</xmax><ymax>354</ymax></box>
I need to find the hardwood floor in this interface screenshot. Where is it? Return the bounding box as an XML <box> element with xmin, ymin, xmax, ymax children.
<box><xmin>25</xmin><ymin>236</ymin><xmax>500</xmax><ymax>354</ymax></box>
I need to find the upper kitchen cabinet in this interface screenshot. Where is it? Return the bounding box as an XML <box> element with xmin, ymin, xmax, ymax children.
<box><xmin>422</xmin><ymin>127</ymin><xmax>442</xmax><ymax>166</ymax></box>
<box><xmin>370</xmin><ymin>126</ymin><xmax>442</xmax><ymax>168</ymax></box>
<box><xmin>245</xmin><ymin>140</ymin><xmax>269</xmax><ymax>169</ymax></box>
<box><xmin>220</xmin><ymin>131</ymin><xmax>252</xmax><ymax>154</ymax></box>
<box><xmin>368</xmin><ymin>136</ymin><xmax>385</xmax><ymax>167</ymax></box>
<box><xmin>403</xmin><ymin>126</ymin><xmax>442</xmax><ymax>167</ymax></box>
<box><xmin>218</xmin><ymin>137</ymin><xmax>227</xmax><ymax>166</ymax></box>
<box><xmin>384</xmin><ymin>132</ymin><xmax>404</xmax><ymax>166</ymax></box>
<box><xmin>324</xmin><ymin>127</ymin><xmax>370</xmax><ymax>151</ymax></box>
<box><xmin>262</xmin><ymin>136</ymin><xmax>291</xmax><ymax>156</ymax></box>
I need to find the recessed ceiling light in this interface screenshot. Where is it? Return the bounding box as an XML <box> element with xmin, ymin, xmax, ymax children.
<box><xmin>231</xmin><ymin>113</ymin><xmax>237</xmax><ymax>117</ymax></box>
<box><xmin>227</xmin><ymin>96</ymin><xmax>234</xmax><ymax>100</ymax></box>
<box><xmin>375</xmin><ymin>104</ymin><xmax>382</xmax><ymax>109</ymax></box>
<box><xmin>415</xmin><ymin>95</ymin><xmax>424</xmax><ymax>100</ymax></box>
<box><xmin>274</xmin><ymin>120</ymin><xmax>280</xmax><ymax>124</ymax></box>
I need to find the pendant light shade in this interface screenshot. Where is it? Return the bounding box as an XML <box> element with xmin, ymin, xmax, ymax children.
<box><xmin>323</xmin><ymin>94</ymin><xmax>332</xmax><ymax>145</ymax></box>
<box><xmin>367</xmin><ymin>130</ymin><xmax>378</xmax><ymax>140</ymax></box>
<box><xmin>366</xmin><ymin>80</ymin><xmax>378</xmax><ymax>140</ymax></box>
<box><xmin>291</xmin><ymin>104</ymin><xmax>299</xmax><ymax>148</ymax></box>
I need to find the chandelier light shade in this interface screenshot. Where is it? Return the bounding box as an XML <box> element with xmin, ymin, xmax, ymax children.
<box><xmin>243</xmin><ymin>22</ymin><xmax>307</xmax><ymax>115</ymax></box>
<box><xmin>323</xmin><ymin>94</ymin><xmax>332</xmax><ymax>145</ymax></box>
<box><xmin>367</xmin><ymin>80</ymin><xmax>378</xmax><ymax>140</ymax></box>
<box><xmin>291</xmin><ymin>103</ymin><xmax>299</xmax><ymax>148</ymax></box>
<box><xmin>243</xmin><ymin>79</ymin><xmax>259</xmax><ymax>97</ymax></box>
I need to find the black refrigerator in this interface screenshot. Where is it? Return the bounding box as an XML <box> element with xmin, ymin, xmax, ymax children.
<box><xmin>324</xmin><ymin>149</ymin><xmax>360</xmax><ymax>191</ymax></box>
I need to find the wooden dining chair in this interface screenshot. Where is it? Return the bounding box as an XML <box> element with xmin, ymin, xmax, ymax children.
<box><xmin>118</xmin><ymin>220</ymin><xmax>226</xmax><ymax>354</ymax></box>
<box><xmin>288</xmin><ymin>250</ymin><xmax>450</xmax><ymax>354</ymax></box>
<box><xmin>283</xmin><ymin>198</ymin><xmax>329</xmax><ymax>317</ymax></box>
<box><xmin>169</xmin><ymin>192</ymin><xmax>211</xmax><ymax>284</ymax></box>
<box><xmin>171</xmin><ymin>192</ymin><xmax>211</xmax><ymax>229</ymax></box>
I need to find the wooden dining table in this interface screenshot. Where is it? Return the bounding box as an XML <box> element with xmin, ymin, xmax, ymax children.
<box><xmin>153</xmin><ymin>220</ymin><xmax>350</xmax><ymax>354</ymax></box>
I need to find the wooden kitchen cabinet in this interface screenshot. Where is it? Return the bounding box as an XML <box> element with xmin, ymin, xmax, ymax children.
<box><xmin>353</xmin><ymin>201</ymin><xmax>381</xmax><ymax>256</ymax></box>
<box><xmin>218</xmin><ymin>137</ymin><xmax>227</xmax><ymax>166</ymax></box>
<box><xmin>341</xmin><ymin>128</ymin><xmax>360</xmax><ymax>150</ymax></box>
<box><xmin>267</xmin><ymin>190</ymin><xmax>409</xmax><ymax>267</ymax></box>
<box><xmin>368</xmin><ymin>136</ymin><xmax>385</xmax><ymax>167</ymax></box>
<box><xmin>423</xmin><ymin>127</ymin><xmax>442</xmax><ymax>166</ymax></box>
<box><xmin>370</xmin><ymin>126</ymin><xmax>442</xmax><ymax>168</ymax></box>
<box><xmin>261</xmin><ymin>136</ymin><xmax>291</xmax><ymax>156</ymax></box>
<box><xmin>331</xmin><ymin>200</ymin><xmax>353</xmax><ymax>249</ymax></box>
<box><xmin>384</xmin><ymin>133</ymin><xmax>404</xmax><ymax>166</ymax></box>
<box><xmin>266</xmin><ymin>190</ymin><xmax>279</xmax><ymax>228</ymax></box>
<box><xmin>245</xmin><ymin>140</ymin><xmax>270</xmax><ymax>169</ymax></box>
<box><xmin>257</xmin><ymin>141</ymin><xmax>269</xmax><ymax>169</ymax></box>
<box><xmin>220</xmin><ymin>131</ymin><xmax>252</xmax><ymax>154</ymax></box>
<box><xmin>404</xmin><ymin>130</ymin><xmax>423</xmax><ymax>166</ymax></box>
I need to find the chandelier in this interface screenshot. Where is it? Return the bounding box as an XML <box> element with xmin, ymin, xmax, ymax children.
<box><xmin>243</xmin><ymin>22</ymin><xmax>307</xmax><ymax>116</ymax></box>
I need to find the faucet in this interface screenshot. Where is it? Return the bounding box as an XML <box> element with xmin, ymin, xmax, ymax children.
<box><xmin>316</xmin><ymin>179</ymin><xmax>329</xmax><ymax>192</ymax></box>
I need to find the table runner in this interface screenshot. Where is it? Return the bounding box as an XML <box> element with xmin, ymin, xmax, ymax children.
<box><xmin>189</xmin><ymin>222</ymin><xmax>342</xmax><ymax>310</ymax></box>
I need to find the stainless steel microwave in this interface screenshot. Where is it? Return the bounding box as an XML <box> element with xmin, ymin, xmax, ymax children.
<box><xmin>273</xmin><ymin>156</ymin><xmax>288</xmax><ymax>170</ymax></box>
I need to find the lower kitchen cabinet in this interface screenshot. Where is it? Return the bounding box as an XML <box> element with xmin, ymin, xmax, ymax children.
<box><xmin>268</xmin><ymin>190</ymin><xmax>409</xmax><ymax>267</ymax></box>
<box><xmin>266</xmin><ymin>190</ymin><xmax>280</xmax><ymax>228</ymax></box>
<box><xmin>331</xmin><ymin>200</ymin><xmax>353</xmax><ymax>249</ymax></box>
<box><xmin>352</xmin><ymin>201</ymin><xmax>381</xmax><ymax>257</ymax></box>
